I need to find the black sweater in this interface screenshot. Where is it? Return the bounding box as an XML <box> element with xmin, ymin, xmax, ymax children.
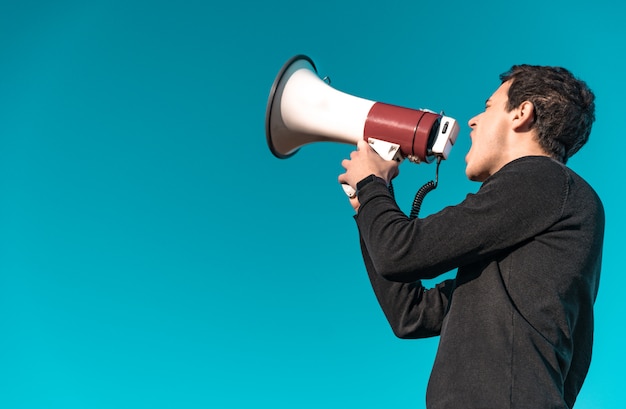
<box><xmin>355</xmin><ymin>156</ymin><xmax>604</xmax><ymax>409</ymax></box>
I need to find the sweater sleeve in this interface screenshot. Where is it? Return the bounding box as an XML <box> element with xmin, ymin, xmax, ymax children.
<box><xmin>355</xmin><ymin>157</ymin><xmax>568</xmax><ymax>282</ymax></box>
<box><xmin>358</xmin><ymin>235</ymin><xmax>455</xmax><ymax>338</ymax></box>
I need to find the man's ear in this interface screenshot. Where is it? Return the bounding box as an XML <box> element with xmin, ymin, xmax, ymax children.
<box><xmin>512</xmin><ymin>101</ymin><xmax>535</xmax><ymax>131</ymax></box>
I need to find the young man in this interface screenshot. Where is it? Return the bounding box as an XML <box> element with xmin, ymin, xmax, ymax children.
<box><xmin>338</xmin><ymin>65</ymin><xmax>604</xmax><ymax>409</ymax></box>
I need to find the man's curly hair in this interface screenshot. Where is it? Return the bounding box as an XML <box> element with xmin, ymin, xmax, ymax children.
<box><xmin>500</xmin><ymin>65</ymin><xmax>595</xmax><ymax>164</ymax></box>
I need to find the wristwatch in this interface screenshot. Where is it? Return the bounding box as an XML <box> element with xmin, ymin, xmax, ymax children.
<box><xmin>356</xmin><ymin>174</ymin><xmax>385</xmax><ymax>196</ymax></box>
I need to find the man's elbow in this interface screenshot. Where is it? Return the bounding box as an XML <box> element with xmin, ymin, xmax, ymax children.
<box><xmin>391</xmin><ymin>325</ymin><xmax>418</xmax><ymax>339</ymax></box>
<box><xmin>387</xmin><ymin>316</ymin><xmax>435</xmax><ymax>339</ymax></box>
<box><xmin>389</xmin><ymin>323</ymin><xmax>432</xmax><ymax>339</ymax></box>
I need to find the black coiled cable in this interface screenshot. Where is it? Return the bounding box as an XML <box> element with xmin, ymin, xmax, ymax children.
<box><xmin>388</xmin><ymin>157</ymin><xmax>441</xmax><ymax>219</ymax></box>
<box><xmin>409</xmin><ymin>180</ymin><xmax>437</xmax><ymax>219</ymax></box>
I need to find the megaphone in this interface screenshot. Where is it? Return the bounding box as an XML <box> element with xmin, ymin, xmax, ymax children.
<box><xmin>265</xmin><ymin>55</ymin><xmax>459</xmax><ymax>166</ymax></box>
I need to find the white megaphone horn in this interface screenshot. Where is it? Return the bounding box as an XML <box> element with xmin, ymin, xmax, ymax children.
<box><xmin>265</xmin><ymin>55</ymin><xmax>459</xmax><ymax>167</ymax></box>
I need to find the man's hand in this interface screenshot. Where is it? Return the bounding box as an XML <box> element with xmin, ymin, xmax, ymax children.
<box><xmin>338</xmin><ymin>139</ymin><xmax>400</xmax><ymax>211</ymax></box>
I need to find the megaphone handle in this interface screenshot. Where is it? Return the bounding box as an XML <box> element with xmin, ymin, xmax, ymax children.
<box><xmin>341</xmin><ymin>138</ymin><xmax>403</xmax><ymax>198</ymax></box>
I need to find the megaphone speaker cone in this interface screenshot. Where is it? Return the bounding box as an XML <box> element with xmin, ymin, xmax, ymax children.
<box><xmin>265</xmin><ymin>55</ymin><xmax>317</xmax><ymax>159</ymax></box>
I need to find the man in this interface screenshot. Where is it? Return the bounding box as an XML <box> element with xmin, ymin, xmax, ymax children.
<box><xmin>338</xmin><ymin>65</ymin><xmax>604</xmax><ymax>409</ymax></box>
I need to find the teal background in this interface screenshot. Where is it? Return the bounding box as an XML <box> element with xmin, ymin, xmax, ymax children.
<box><xmin>1</xmin><ymin>0</ymin><xmax>623</xmax><ymax>407</ymax></box>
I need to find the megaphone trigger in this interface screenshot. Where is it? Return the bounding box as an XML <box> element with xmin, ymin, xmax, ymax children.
<box><xmin>367</xmin><ymin>138</ymin><xmax>403</xmax><ymax>162</ymax></box>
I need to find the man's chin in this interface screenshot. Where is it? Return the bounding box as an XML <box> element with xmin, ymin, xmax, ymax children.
<box><xmin>465</xmin><ymin>166</ymin><xmax>484</xmax><ymax>182</ymax></box>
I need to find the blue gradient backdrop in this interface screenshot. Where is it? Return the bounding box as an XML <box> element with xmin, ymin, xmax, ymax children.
<box><xmin>1</xmin><ymin>1</ymin><xmax>623</xmax><ymax>408</ymax></box>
